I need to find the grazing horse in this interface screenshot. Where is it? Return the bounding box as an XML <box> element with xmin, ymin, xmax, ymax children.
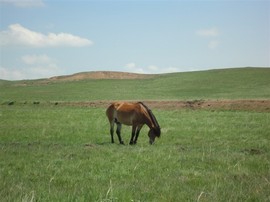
<box><xmin>106</xmin><ymin>102</ymin><xmax>161</xmax><ymax>145</ymax></box>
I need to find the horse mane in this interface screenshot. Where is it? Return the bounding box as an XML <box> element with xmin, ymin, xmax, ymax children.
<box><xmin>138</xmin><ymin>102</ymin><xmax>161</xmax><ymax>137</ymax></box>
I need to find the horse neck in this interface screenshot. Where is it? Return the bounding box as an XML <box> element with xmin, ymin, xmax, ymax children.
<box><xmin>143</xmin><ymin>107</ymin><xmax>161</xmax><ymax>137</ymax></box>
<box><xmin>144</xmin><ymin>115</ymin><xmax>155</xmax><ymax>129</ymax></box>
<box><xmin>139</xmin><ymin>102</ymin><xmax>159</xmax><ymax>129</ymax></box>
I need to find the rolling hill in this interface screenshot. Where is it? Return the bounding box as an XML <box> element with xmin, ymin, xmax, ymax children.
<box><xmin>0</xmin><ymin>67</ymin><xmax>269</xmax><ymax>102</ymax></box>
<box><xmin>49</xmin><ymin>71</ymin><xmax>154</xmax><ymax>81</ymax></box>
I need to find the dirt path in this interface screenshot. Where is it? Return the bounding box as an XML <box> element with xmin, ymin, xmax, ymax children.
<box><xmin>62</xmin><ymin>99</ymin><xmax>270</xmax><ymax>112</ymax></box>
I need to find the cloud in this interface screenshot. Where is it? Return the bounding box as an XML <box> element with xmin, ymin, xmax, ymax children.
<box><xmin>0</xmin><ymin>0</ymin><xmax>45</xmax><ymax>8</ymax></box>
<box><xmin>125</xmin><ymin>63</ymin><xmax>136</xmax><ymax>69</ymax></box>
<box><xmin>0</xmin><ymin>66</ymin><xmax>64</xmax><ymax>80</ymax></box>
<box><xmin>124</xmin><ymin>63</ymin><xmax>181</xmax><ymax>74</ymax></box>
<box><xmin>0</xmin><ymin>54</ymin><xmax>65</xmax><ymax>80</ymax></box>
<box><xmin>147</xmin><ymin>65</ymin><xmax>159</xmax><ymax>71</ymax></box>
<box><xmin>0</xmin><ymin>67</ymin><xmax>25</xmax><ymax>80</ymax></box>
<box><xmin>125</xmin><ymin>63</ymin><xmax>145</xmax><ymax>74</ymax></box>
<box><xmin>21</xmin><ymin>54</ymin><xmax>52</xmax><ymax>65</ymax></box>
<box><xmin>196</xmin><ymin>27</ymin><xmax>220</xmax><ymax>50</ymax></box>
<box><xmin>196</xmin><ymin>28</ymin><xmax>219</xmax><ymax>37</ymax></box>
<box><xmin>0</xmin><ymin>24</ymin><xmax>93</xmax><ymax>47</ymax></box>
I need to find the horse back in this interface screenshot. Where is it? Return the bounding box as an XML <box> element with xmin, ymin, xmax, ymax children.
<box><xmin>106</xmin><ymin>102</ymin><xmax>144</xmax><ymax>125</ymax></box>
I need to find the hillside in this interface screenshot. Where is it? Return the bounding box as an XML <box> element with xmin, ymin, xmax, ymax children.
<box><xmin>0</xmin><ymin>67</ymin><xmax>269</xmax><ymax>102</ymax></box>
<box><xmin>49</xmin><ymin>71</ymin><xmax>154</xmax><ymax>81</ymax></box>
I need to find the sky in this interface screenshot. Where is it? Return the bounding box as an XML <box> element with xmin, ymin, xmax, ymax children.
<box><xmin>0</xmin><ymin>0</ymin><xmax>269</xmax><ymax>80</ymax></box>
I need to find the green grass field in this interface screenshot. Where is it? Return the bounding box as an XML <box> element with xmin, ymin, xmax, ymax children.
<box><xmin>0</xmin><ymin>67</ymin><xmax>270</xmax><ymax>201</ymax></box>
<box><xmin>1</xmin><ymin>105</ymin><xmax>269</xmax><ymax>201</ymax></box>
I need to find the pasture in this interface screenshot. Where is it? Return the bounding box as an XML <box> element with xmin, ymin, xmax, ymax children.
<box><xmin>0</xmin><ymin>68</ymin><xmax>270</xmax><ymax>201</ymax></box>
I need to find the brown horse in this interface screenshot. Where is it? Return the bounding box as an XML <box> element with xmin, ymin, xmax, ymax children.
<box><xmin>106</xmin><ymin>102</ymin><xmax>161</xmax><ymax>145</ymax></box>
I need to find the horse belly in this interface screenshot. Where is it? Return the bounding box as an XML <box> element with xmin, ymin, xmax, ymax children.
<box><xmin>115</xmin><ymin>111</ymin><xmax>137</xmax><ymax>126</ymax></box>
<box><xmin>116</xmin><ymin>114</ymin><xmax>133</xmax><ymax>125</ymax></box>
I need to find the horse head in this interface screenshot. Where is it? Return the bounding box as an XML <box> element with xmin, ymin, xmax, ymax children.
<box><xmin>148</xmin><ymin>126</ymin><xmax>161</xmax><ymax>145</ymax></box>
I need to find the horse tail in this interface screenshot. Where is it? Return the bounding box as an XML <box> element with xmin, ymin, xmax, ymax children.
<box><xmin>106</xmin><ymin>103</ymin><xmax>115</xmax><ymax>123</ymax></box>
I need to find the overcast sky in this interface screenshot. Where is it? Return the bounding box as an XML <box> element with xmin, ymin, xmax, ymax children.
<box><xmin>0</xmin><ymin>0</ymin><xmax>269</xmax><ymax>80</ymax></box>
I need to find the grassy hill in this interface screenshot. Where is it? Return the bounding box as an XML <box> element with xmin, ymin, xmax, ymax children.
<box><xmin>1</xmin><ymin>67</ymin><xmax>269</xmax><ymax>102</ymax></box>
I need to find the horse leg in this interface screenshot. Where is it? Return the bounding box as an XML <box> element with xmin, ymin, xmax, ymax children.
<box><xmin>134</xmin><ymin>125</ymin><xmax>143</xmax><ymax>144</ymax></box>
<box><xmin>129</xmin><ymin>126</ymin><xmax>136</xmax><ymax>145</ymax></box>
<box><xmin>116</xmin><ymin>123</ymin><xmax>124</xmax><ymax>145</ymax></box>
<box><xmin>110</xmin><ymin>122</ymin><xmax>115</xmax><ymax>143</ymax></box>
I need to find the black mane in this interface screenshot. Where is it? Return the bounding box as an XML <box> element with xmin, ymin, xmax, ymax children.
<box><xmin>138</xmin><ymin>102</ymin><xmax>161</xmax><ymax>137</ymax></box>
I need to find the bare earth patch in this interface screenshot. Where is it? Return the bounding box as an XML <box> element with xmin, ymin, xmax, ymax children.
<box><xmin>49</xmin><ymin>71</ymin><xmax>155</xmax><ymax>81</ymax></box>
<box><xmin>61</xmin><ymin>99</ymin><xmax>270</xmax><ymax>112</ymax></box>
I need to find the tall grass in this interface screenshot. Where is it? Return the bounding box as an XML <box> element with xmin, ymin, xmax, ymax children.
<box><xmin>1</xmin><ymin>105</ymin><xmax>269</xmax><ymax>201</ymax></box>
